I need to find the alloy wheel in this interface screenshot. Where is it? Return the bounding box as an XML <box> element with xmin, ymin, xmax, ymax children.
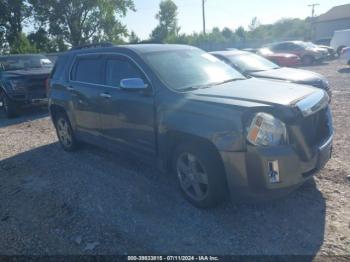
<box><xmin>176</xmin><ymin>152</ymin><xmax>209</xmax><ymax>201</ymax></box>
<box><xmin>57</xmin><ymin>118</ymin><xmax>73</xmax><ymax>147</ymax></box>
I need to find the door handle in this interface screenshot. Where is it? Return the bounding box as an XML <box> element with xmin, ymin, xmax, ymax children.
<box><xmin>66</xmin><ymin>86</ymin><xmax>74</xmax><ymax>91</ymax></box>
<box><xmin>100</xmin><ymin>92</ymin><xmax>112</xmax><ymax>99</ymax></box>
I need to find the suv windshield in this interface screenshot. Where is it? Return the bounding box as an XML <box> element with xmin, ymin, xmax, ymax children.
<box><xmin>0</xmin><ymin>55</ymin><xmax>53</xmax><ymax>71</ymax></box>
<box><xmin>143</xmin><ymin>49</ymin><xmax>245</xmax><ymax>91</ymax></box>
<box><xmin>227</xmin><ymin>53</ymin><xmax>279</xmax><ymax>72</ymax></box>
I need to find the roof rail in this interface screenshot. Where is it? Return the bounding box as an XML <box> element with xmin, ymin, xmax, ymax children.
<box><xmin>70</xmin><ymin>42</ymin><xmax>115</xmax><ymax>51</ymax></box>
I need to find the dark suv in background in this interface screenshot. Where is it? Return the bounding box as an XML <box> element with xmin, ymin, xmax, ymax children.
<box><xmin>48</xmin><ymin>44</ymin><xmax>333</xmax><ymax>208</ymax></box>
<box><xmin>0</xmin><ymin>54</ymin><xmax>52</xmax><ymax>117</ymax></box>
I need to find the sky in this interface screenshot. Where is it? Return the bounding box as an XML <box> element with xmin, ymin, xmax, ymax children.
<box><xmin>123</xmin><ymin>0</ymin><xmax>350</xmax><ymax>39</ymax></box>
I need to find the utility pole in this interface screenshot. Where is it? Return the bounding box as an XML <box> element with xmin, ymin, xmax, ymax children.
<box><xmin>202</xmin><ymin>0</ymin><xmax>206</xmax><ymax>34</ymax></box>
<box><xmin>308</xmin><ymin>3</ymin><xmax>319</xmax><ymax>18</ymax></box>
<box><xmin>308</xmin><ymin>3</ymin><xmax>319</xmax><ymax>42</ymax></box>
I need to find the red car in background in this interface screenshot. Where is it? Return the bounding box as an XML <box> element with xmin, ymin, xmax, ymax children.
<box><xmin>257</xmin><ymin>48</ymin><xmax>301</xmax><ymax>67</ymax></box>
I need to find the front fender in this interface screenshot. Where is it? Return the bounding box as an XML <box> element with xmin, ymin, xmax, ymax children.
<box><xmin>157</xmin><ymin>99</ymin><xmax>246</xmax><ymax>155</ymax></box>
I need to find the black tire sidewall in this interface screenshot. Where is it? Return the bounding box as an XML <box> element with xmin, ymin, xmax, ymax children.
<box><xmin>1</xmin><ymin>93</ymin><xmax>18</xmax><ymax>118</ymax></box>
<box><xmin>302</xmin><ymin>55</ymin><xmax>314</xmax><ymax>66</ymax></box>
<box><xmin>337</xmin><ymin>46</ymin><xmax>345</xmax><ymax>56</ymax></box>
<box><xmin>173</xmin><ymin>143</ymin><xmax>228</xmax><ymax>208</ymax></box>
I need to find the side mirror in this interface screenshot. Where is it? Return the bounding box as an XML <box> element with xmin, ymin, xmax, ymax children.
<box><xmin>120</xmin><ymin>78</ymin><xmax>148</xmax><ymax>91</ymax></box>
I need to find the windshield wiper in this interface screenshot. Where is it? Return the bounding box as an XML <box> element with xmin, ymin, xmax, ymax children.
<box><xmin>177</xmin><ymin>86</ymin><xmax>201</xmax><ymax>92</ymax></box>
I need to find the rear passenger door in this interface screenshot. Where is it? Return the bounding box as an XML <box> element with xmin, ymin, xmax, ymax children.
<box><xmin>99</xmin><ymin>54</ymin><xmax>156</xmax><ymax>156</ymax></box>
<box><xmin>69</xmin><ymin>54</ymin><xmax>104</xmax><ymax>137</ymax></box>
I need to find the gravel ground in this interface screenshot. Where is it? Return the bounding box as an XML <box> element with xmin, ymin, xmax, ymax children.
<box><xmin>0</xmin><ymin>60</ymin><xmax>349</xmax><ymax>256</ymax></box>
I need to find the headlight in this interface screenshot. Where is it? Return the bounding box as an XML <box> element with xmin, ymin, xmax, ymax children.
<box><xmin>323</xmin><ymin>80</ymin><xmax>330</xmax><ymax>89</ymax></box>
<box><xmin>247</xmin><ymin>113</ymin><xmax>288</xmax><ymax>146</ymax></box>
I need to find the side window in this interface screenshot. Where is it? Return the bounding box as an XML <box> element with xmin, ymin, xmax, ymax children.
<box><xmin>274</xmin><ymin>43</ymin><xmax>287</xmax><ymax>51</ymax></box>
<box><xmin>105</xmin><ymin>57</ymin><xmax>144</xmax><ymax>87</ymax></box>
<box><xmin>289</xmin><ymin>44</ymin><xmax>302</xmax><ymax>51</ymax></box>
<box><xmin>71</xmin><ymin>56</ymin><xmax>103</xmax><ymax>84</ymax></box>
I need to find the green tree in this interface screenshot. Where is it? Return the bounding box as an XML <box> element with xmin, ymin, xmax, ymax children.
<box><xmin>128</xmin><ymin>31</ymin><xmax>140</xmax><ymax>44</ymax></box>
<box><xmin>151</xmin><ymin>0</ymin><xmax>180</xmax><ymax>42</ymax></box>
<box><xmin>27</xmin><ymin>28</ymin><xmax>54</xmax><ymax>52</ymax></box>
<box><xmin>0</xmin><ymin>0</ymin><xmax>31</xmax><ymax>51</ymax></box>
<box><xmin>29</xmin><ymin>0</ymin><xmax>135</xmax><ymax>47</ymax></box>
<box><xmin>10</xmin><ymin>32</ymin><xmax>37</xmax><ymax>54</ymax></box>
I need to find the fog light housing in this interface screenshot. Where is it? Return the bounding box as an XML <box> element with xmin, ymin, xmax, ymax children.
<box><xmin>268</xmin><ymin>160</ymin><xmax>280</xmax><ymax>184</ymax></box>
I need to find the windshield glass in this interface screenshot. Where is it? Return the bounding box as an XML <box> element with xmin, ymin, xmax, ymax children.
<box><xmin>143</xmin><ymin>49</ymin><xmax>245</xmax><ymax>91</ymax></box>
<box><xmin>0</xmin><ymin>55</ymin><xmax>53</xmax><ymax>71</ymax></box>
<box><xmin>298</xmin><ymin>42</ymin><xmax>316</xmax><ymax>49</ymax></box>
<box><xmin>226</xmin><ymin>53</ymin><xmax>279</xmax><ymax>72</ymax></box>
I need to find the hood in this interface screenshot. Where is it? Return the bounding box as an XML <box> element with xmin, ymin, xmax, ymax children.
<box><xmin>249</xmin><ymin>67</ymin><xmax>326</xmax><ymax>85</ymax></box>
<box><xmin>3</xmin><ymin>67</ymin><xmax>51</xmax><ymax>79</ymax></box>
<box><xmin>190</xmin><ymin>78</ymin><xmax>320</xmax><ymax>107</ymax></box>
<box><xmin>308</xmin><ymin>47</ymin><xmax>328</xmax><ymax>55</ymax></box>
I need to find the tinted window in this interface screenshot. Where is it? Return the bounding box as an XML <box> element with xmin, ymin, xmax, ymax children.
<box><xmin>72</xmin><ymin>56</ymin><xmax>102</xmax><ymax>84</ymax></box>
<box><xmin>51</xmin><ymin>56</ymin><xmax>67</xmax><ymax>80</ymax></box>
<box><xmin>273</xmin><ymin>43</ymin><xmax>288</xmax><ymax>51</ymax></box>
<box><xmin>105</xmin><ymin>58</ymin><xmax>143</xmax><ymax>87</ymax></box>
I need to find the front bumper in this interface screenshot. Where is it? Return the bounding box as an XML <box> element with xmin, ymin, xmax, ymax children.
<box><xmin>6</xmin><ymin>89</ymin><xmax>47</xmax><ymax>104</ymax></box>
<box><xmin>220</xmin><ymin>134</ymin><xmax>333</xmax><ymax>201</ymax></box>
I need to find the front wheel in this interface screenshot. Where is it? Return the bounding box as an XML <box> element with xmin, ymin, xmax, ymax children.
<box><xmin>54</xmin><ymin>112</ymin><xmax>79</xmax><ymax>152</ymax></box>
<box><xmin>301</xmin><ymin>55</ymin><xmax>315</xmax><ymax>66</ymax></box>
<box><xmin>173</xmin><ymin>143</ymin><xmax>228</xmax><ymax>208</ymax></box>
<box><xmin>1</xmin><ymin>93</ymin><xmax>19</xmax><ymax>118</ymax></box>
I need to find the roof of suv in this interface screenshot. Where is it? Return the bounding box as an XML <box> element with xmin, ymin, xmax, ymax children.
<box><xmin>66</xmin><ymin>44</ymin><xmax>197</xmax><ymax>56</ymax></box>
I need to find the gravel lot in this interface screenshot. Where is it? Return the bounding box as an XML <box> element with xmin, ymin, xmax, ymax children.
<box><xmin>0</xmin><ymin>60</ymin><xmax>349</xmax><ymax>256</ymax></box>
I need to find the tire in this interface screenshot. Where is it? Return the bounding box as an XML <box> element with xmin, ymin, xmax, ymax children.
<box><xmin>301</xmin><ymin>55</ymin><xmax>314</xmax><ymax>66</ymax></box>
<box><xmin>173</xmin><ymin>143</ymin><xmax>228</xmax><ymax>208</ymax></box>
<box><xmin>53</xmin><ymin>112</ymin><xmax>79</xmax><ymax>152</ymax></box>
<box><xmin>0</xmin><ymin>92</ymin><xmax>19</xmax><ymax>118</ymax></box>
<box><xmin>337</xmin><ymin>46</ymin><xmax>345</xmax><ymax>56</ymax></box>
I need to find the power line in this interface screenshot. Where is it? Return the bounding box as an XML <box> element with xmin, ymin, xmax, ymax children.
<box><xmin>308</xmin><ymin>3</ymin><xmax>320</xmax><ymax>18</ymax></box>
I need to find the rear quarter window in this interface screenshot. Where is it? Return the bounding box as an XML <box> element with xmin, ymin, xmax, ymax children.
<box><xmin>51</xmin><ymin>56</ymin><xmax>68</xmax><ymax>81</ymax></box>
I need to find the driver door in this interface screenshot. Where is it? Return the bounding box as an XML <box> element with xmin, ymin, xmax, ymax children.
<box><xmin>98</xmin><ymin>55</ymin><xmax>156</xmax><ymax>156</ymax></box>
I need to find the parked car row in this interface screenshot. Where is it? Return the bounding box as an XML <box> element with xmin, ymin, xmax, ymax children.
<box><xmin>210</xmin><ymin>50</ymin><xmax>331</xmax><ymax>97</ymax></box>
<box><xmin>244</xmin><ymin>29</ymin><xmax>350</xmax><ymax>67</ymax></box>
<box><xmin>43</xmin><ymin>43</ymin><xmax>333</xmax><ymax>208</ymax></box>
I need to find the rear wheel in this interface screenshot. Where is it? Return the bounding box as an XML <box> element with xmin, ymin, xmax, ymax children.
<box><xmin>173</xmin><ymin>143</ymin><xmax>228</xmax><ymax>208</ymax></box>
<box><xmin>54</xmin><ymin>112</ymin><xmax>79</xmax><ymax>152</ymax></box>
<box><xmin>301</xmin><ymin>55</ymin><xmax>314</xmax><ymax>66</ymax></box>
<box><xmin>0</xmin><ymin>92</ymin><xmax>19</xmax><ymax>118</ymax></box>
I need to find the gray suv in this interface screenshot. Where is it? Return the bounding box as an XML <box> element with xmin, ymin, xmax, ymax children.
<box><xmin>48</xmin><ymin>44</ymin><xmax>333</xmax><ymax>208</ymax></box>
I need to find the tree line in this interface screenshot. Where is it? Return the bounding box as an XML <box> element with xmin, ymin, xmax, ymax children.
<box><xmin>0</xmin><ymin>0</ymin><xmax>312</xmax><ymax>55</ymax></box>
